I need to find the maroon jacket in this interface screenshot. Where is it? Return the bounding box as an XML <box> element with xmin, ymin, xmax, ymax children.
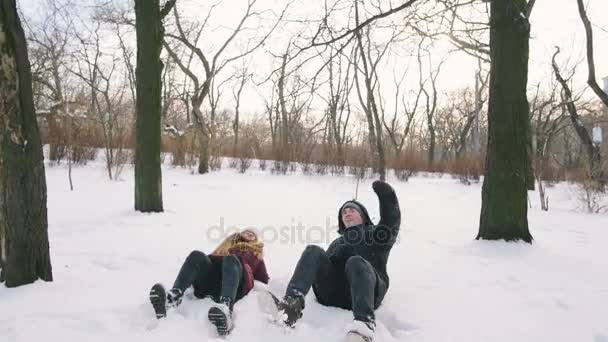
<box><xmin>228</xmin><ymin>250</ymin><xmax>269</xmax><ymax>297</ymax></box>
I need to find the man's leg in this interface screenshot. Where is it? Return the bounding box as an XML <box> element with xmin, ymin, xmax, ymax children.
<box><xmin>374</xmin><ymin>276</ymin><xmax>388</xmax><ymax>309</ymax></box>
<box><xmin>285</xmin><ymin>245</ymin><xmax>334</xmax><ymax>298</ymax></box>
<box><xmin>344</xmin><ymin>256</ymin><xmax>377</xmax><ymax>323</ymax></box>
<box><xmin>274</xmin><ymin>245</ymin><xmax>336</xmax><ymax>326</ymax></box>
<box><xmin>312</xmin><ymin>256</ymin><xmax>350</xmax><ymax>309</ymax></box>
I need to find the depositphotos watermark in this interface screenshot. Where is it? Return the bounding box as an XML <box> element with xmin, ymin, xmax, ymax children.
<box><xmin>205</xmin><ymin>217</ymin><xmax>402</xmax><ymax>246</ymax></box>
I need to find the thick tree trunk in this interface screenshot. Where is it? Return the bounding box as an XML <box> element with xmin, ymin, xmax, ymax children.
<box><xmin>478</xmin><ymin>0</ymin><xmax>533</xmax><ymax>243</ymax></box>
<box><xmin>0</xmin><ymin>0</ymin><xmax>53</xmax><ymax>286</ymax></box>
<box><xmin>134</xmin><ymin>0</ymin><xmax>163</xmax><ymax>212</ymax></box>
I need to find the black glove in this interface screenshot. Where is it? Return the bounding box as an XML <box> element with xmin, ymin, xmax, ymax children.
<box><xmin>372</xmin><ymin>180</ymin><xmax>394</xmax><ymax>196</ymax></box>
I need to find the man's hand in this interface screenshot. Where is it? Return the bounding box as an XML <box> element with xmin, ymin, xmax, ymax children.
<box><xmin>372</xmin><ymin>180</ymin><xmax>394</xmax><ymax>196</ymax></box>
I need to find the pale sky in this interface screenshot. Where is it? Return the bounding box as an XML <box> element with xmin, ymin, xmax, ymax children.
<box><xmin>17</xmin><ymin>0</ymin><xmax>608</xmax><ymax>115</ymax></box>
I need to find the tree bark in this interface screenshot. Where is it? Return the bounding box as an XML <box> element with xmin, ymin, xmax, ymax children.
<box><xmin>0</xmin><ymin>0</ymin><xmax>53</xmax><ymax>286</ymax></box>
<box><xmin>134</xmin><ymin>0</ymin><xmax>166</xmax><ymax>212</ymax></box>
<box><xmin>478</xmin><ymin>0</ymin><xmax>533</xmax><ymax>243</ymax></box>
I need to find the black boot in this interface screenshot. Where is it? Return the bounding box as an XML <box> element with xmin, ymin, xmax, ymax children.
<box><xmin>257</xmin><ymin>291</ymin><xmax>305</xmax><ymax>327</ymax></box>
<box><xmin>208</xmin><ymin>296</ymin><xmax>234</xmax><ymax>336</ymax></box>
<box><xmin>275</xmin><ymin>294</ymin><xmax>305</xmax><ymax>327</ymax></box>
<box><xmin>149</xmin><ymin>283</ymin><xmax>167</xmax><ymax>319</ymax></box>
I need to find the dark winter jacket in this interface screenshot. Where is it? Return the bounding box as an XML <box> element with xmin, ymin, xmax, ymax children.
<box><xmin>326</xmin><ymin>180</ymin><xmax>401</xmax><ymax>287</ymax></box>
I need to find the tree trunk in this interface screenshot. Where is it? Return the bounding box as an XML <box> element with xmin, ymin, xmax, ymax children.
<box><xmin>134</xmin><ymin>0</ymin><xmax>163</xmax><ymax>212</ymax></box>
<box><xmin>232</xmin><ymin>113</ymin><xmax>239</xmax><ymax>156</ymax></box>
<box><xmin>198</xmin><ymin>133</ymin><xmax>210</xmax><ymax>174</ymax></box>
<box><xmin>278</xmin><ymin>52</ymin><xmax>289</xmax><ymax>163</ymax></box>
<box><xmin>370</xmin><ymin>97</ymin><xmax>386</xmax><ymax>181</ymax></box>
<box><xmin>478</xmin><ymin>0</ymin><xmax>533</xmax><ymax>243</ymax></box>
<box><xmin>0</xmin><ymin>0</ymin><xmax>53</xmax><ymax>286</ymax></box>
<box><xmin>47</xmin><ymin>112</ymin><xmax>62</xmax><ymax>162</ymax></box>
<box><xmin>455</xmin><ymin>114</ymin><xmax>476</xmax><ymax>158</ymax></box>
<box><xmin>427</xmin><ymin>120</ymin><xmax>435</xmax><ymax>165</ymax></box>
<box><xmin>172</xmin><ymin>135</ymin><xmax>186</xmax><ymax>167</ymax></box>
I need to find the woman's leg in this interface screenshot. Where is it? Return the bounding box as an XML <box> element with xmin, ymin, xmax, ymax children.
<box><xmin>208</xmin><ymin>255</ymin><xmax>242</xmax><ymax>336</ymax></box>
<box><xmin>150</xmin><ymin>250</ymin><xmax>213</xmax><ymax>319</ymax></box>
<box><xmin>172</xmin><ymin>250</ymin><xmax>212</xmax><ymax>293</ymax></box>
<box><xmin>219</xmin><ymin>255</ymin><xmax>243</xmax><ymax>305</ymax></box>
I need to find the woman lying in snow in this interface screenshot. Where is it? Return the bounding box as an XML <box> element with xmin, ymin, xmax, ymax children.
<box><xmin>149</xmin><ymin>229</ymin><xmax>269</xmax><ymax>335</ymax></box>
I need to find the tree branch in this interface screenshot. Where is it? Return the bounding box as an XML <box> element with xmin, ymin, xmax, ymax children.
<box><xmin>160</xmin><ymin>0</ymin><xmax>176</xmax><ymax>19</ymax></box>
<box><xmin>576</xmin><ymin>0</ymin><xmax>608</xmax><ymax>106</ymax></box>
<box><xmin>301</xmin><ymin>0</ymin><xmax>419</xmax><ymax>52</ymax></box>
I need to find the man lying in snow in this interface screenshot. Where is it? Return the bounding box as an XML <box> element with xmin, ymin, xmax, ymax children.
<box><xmin>259</xmin><ymin>180</ymin><xmax>401</xmax><ymax>342</ymax></box>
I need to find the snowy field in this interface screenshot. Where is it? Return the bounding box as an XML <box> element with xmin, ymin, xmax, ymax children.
<box><xmin>1</xmin><ymin>158</ymin><xmax>607</xmax><ymax>342</ymax></box>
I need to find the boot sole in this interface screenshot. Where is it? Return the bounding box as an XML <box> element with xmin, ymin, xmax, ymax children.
<box><xmin>208</xmin><ymin>306</ymin><xmax>231</xmax><ymax>336</ymax></box>
<box><xmin>149</xmin><ymin>283</ymin><xmax>167</xmax><ymax>319</ymax></box>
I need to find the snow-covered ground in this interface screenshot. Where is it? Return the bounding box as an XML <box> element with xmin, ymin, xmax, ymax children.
<box><xmin>1</xmin><ymin>159</ymin><xmax>607</xmax><ymax>342</ymax></box>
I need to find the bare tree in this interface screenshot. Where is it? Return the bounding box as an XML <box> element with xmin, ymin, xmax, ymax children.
<box><xmin>552</xmin><ymin>47</ymin><xmax>603</xmax><ymax>183</ymax></box>
<box><xmin>262</xmin><ymin>78</ymin><xmax>280</xmax><ymax>154</ymax></box>
<box><xmin>163</xmin><ymin>0</ymin><xmax>288</xmax><ymax>174</ymax></box>
<box><xmin>68</xmin><ymin>22</ymin><xmax>131</xmax><ymax>180</ymax></box>
<box><xmin>381</xmin><ymin>68</ymin><xmax>414</xmax><ymax>154</ymax></box>
<box><xmin>417</xmin><ymin>42</ymin><xmax>444</xmax><ymax>165</ymax></box>
<box><xmin>529</xmin><ymin>82</ymin><xmax>568</xmax><ymax>211</ymax></box>
<box><xmin>23</xmin><ymin>0</ymin><xmax>73</xmax><ymax>161</ymax></box>
<box><xmin>434</xmin><ymin>85</ymin><xmax>487</xmax><ymax>160</ymax></box>
<box><xmin>470</xmin><ymin>60</ymin><xmax>489</xmax><ymax>157</ymax></box>
<box><xmin>232</xmin><ymin>64</ymin><xmax>250</xmax><ymax>155</ymax></box>
<box><xmin>351</xmin><ymin>2</ymin><xmax>405</xmax><ymax>181</ymax></box>
<box><xmin>320</xmin><ymin>46</ymin><xmax>354</xmax><ymax>168</ymax></box>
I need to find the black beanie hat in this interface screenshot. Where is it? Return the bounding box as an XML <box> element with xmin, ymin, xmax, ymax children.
<box><xmin>337</xmin><ymin>200</ymin><xmax>373</xmax><ymax>234</ymax></box>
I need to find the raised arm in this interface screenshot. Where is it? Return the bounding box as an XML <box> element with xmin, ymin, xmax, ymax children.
<box><xmin>373</xmin><ymin>180</ymin><xmax>401</xmax><ymax>243</ymax></box>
